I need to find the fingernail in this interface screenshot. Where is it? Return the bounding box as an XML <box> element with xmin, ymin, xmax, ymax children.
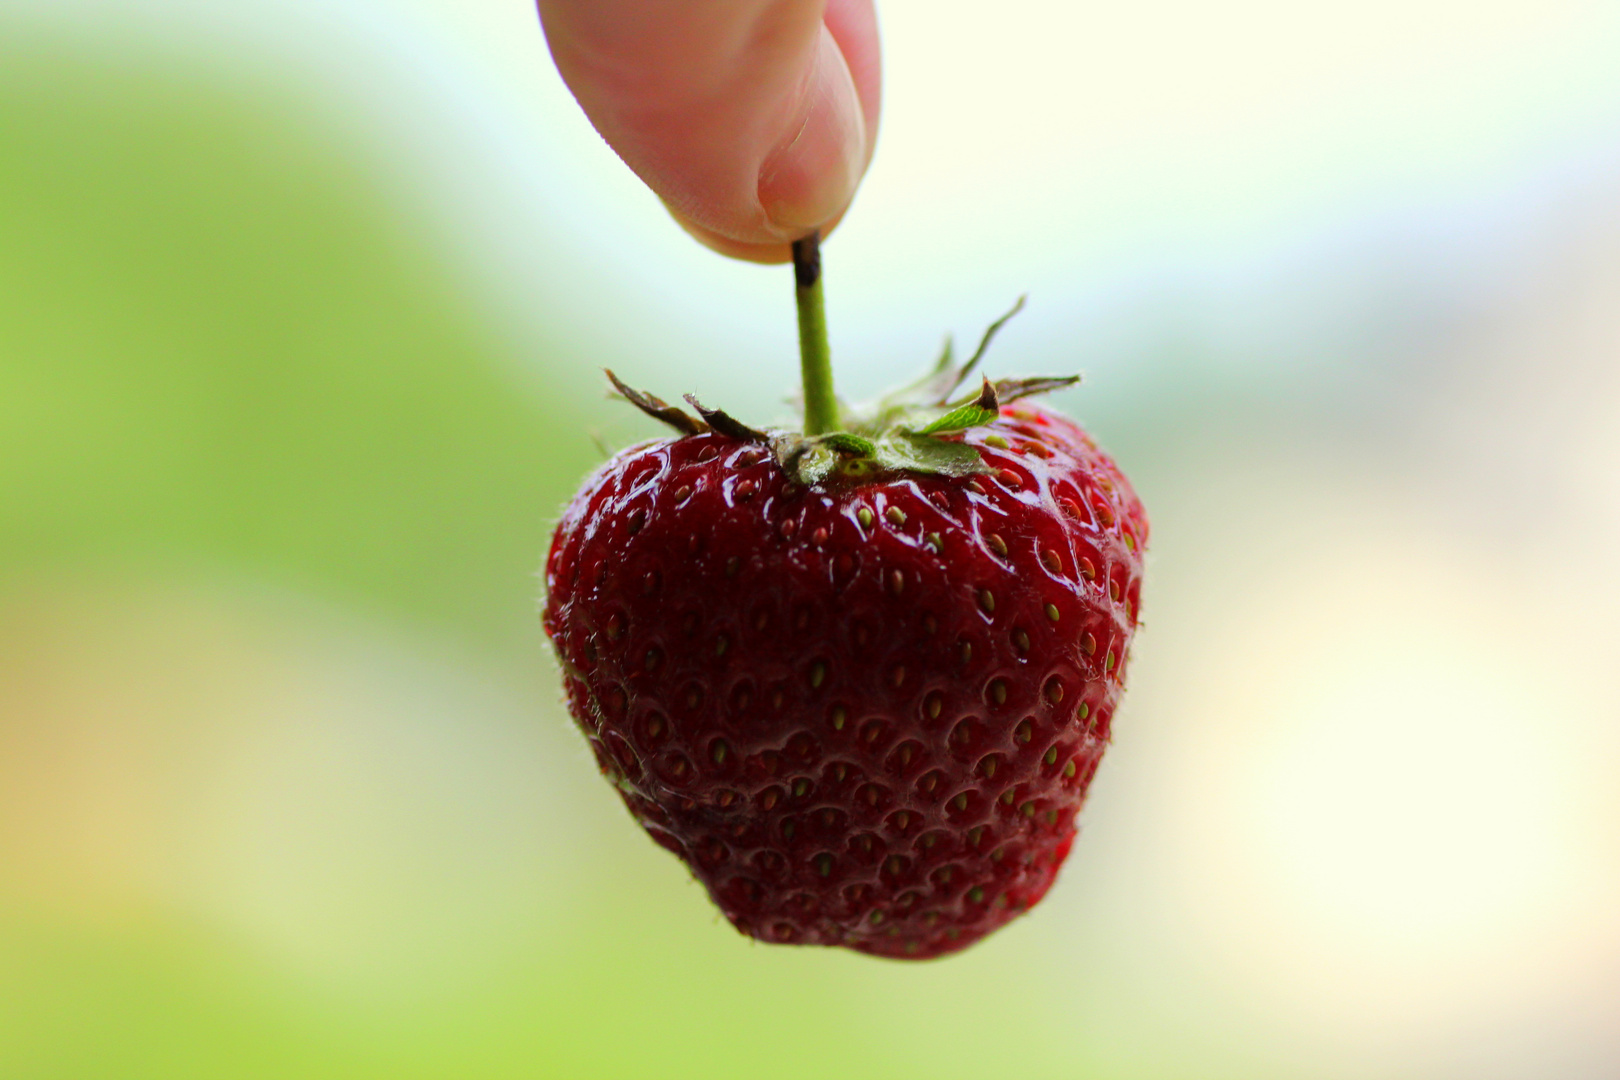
<box><xmin>758</xmin><ymin>29</ymin><xmax>868</xmax><ymax>234</ymax></box>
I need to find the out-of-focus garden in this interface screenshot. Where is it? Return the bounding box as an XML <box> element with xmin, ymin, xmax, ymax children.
<box><xmin>3</xmin><ymin>1</ymin><xmax>1619</xmax><ymax>1077</ymax></box>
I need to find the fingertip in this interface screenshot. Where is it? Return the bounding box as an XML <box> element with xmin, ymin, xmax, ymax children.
<box><xmin>666</xmin><ymin>202</ymin><xmax>851</xmax><ymax>265</ymax></box>
<box><xmin>669</xmin><ymin>207</ymin><xmax>792</xmax><ymax>264</ymax></box>
<box><xmin>757</xmin><ymin>27</ymin><xmax>869</xmax><ymax>235</ymax></box>
<box><xmin>542</xmin><ymin>1</ymin><xmax>877</xmax><ymax>261</ymax></box>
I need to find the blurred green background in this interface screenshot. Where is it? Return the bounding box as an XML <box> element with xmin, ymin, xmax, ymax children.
<box><xmin>4</xmin><ymin>2</ymin><xmax>1620</xmax><ymax>1078</ymax></box>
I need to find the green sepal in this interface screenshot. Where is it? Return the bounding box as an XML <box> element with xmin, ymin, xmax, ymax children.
<box><xmin>871</xmin><ymin>432</ymin><xmax>991</xmax><ymax>478</ymax></box>
<box><xmin>918</xmin><ymin>402</ymin><xmax>996</xmax><ymax>434</ymax></box>
<box><xmin>820</xmin><ymin>431</ymin><xmax>878</xmax><ymax>456</ymax></box>
<box><xmin>934</xmin><ymin>295</ymin><xmax>1026</xmax><ymax>404</ymax></box>
<box><xmin>917</xmin><ymin>378</ymin><xmax>1000</xmax><ymax>434</ymax></box>
<box><xmin>795</xmin><ymin>443</ymin><xmax>839</xmax><ymax>485</ymax></box>
<box><xmin>987</xmin><ymin>375</ymin><xmax>1081</xmax><ymax>404</ymax></box>
<box><xmin>772</xmin><ymin>430</ymin><xmax>880</xmax><ymax>486</ymax></box>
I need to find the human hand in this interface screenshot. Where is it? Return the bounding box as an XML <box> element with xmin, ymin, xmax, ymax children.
<box><xmin>537</xmin><ymin>0</ymin><xmax>881</xmax><ymax>264</ymax></box>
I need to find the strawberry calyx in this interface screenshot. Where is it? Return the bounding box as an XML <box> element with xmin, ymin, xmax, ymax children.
<box><xmin>604</xmin><ymin>311</ymin><xmax>1079</xmax><ymax>485</ymax></box>
<box><xmin>604</xmin><ymin>233</ymin><xmax>1081</xmax><ymax>486</ymax></box>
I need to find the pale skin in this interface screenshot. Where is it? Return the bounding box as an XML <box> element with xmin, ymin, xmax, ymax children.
<box><xmin>537</xmin><ymin>0</ymin><xmax>882</xmax><ymax>264</ymax></box>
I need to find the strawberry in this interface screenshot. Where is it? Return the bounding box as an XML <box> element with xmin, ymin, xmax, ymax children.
<box><xmin>542</xmin><ymin>236</ymin><xmax>1146</xmax><ymax>959</ymax></box>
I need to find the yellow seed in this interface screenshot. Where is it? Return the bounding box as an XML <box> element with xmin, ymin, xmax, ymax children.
<box><xmin>988</xmin><ymin>533</ymin><xmax>1008</xmax><ymax>556</ymax></box>
<box><xmin>810</xmin><ymin>661</ymin><xmax>826</xmax><ymax>688</ymax></box>
<box><xmin>1063</xmin><ymin>760</ymin><xmax>1077</xmax><ymax>779</ymax></box>
<box><xmin>1043</xmin><ymin>747</ymin><xmax>1058</xmax><ymax>765</ymax></box>
<box><xmin>978</xmin><ymin>589</ymin><xmax>996</xmax><ymax>613</ymax></box>
<box><xmin>1045</xmin><ymin>603</ymin><xmax>1060</xmax><ymax>622</ymax></box>
<box><xmin>832</xmin><ymin>706</ymin><xmax>847</xmax><ymax>730</ymax></box>
<box><xmin>857</xmin><ymin>507</ymin><xmax>874</xmax><ymax>528</ymax></box>
<box><xmin>984</xmin><ymin>435</ymin><xmax>1009</xmax><ymax>449</ymax></box>
<box><xmin>886</xmin><ymin>506</ymin><xmax>906</xmax><ymax>526</ymax></box>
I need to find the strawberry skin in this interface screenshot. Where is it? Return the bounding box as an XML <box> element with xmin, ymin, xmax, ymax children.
<box><xmin>543</xmin><ymin>401</ymin><xmax>1146</xmax><ymax>959</ymax></box>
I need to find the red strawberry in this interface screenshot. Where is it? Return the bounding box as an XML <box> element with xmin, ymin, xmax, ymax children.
<box><xmin>545</xmin><ymin>408</ymin><xmax>1145</xmax><ymax>958</ymax></box>
<box><xmin>543</xmin><ymin>237</ymin><xmax>1146</xmax><ymax>958</ymax></box>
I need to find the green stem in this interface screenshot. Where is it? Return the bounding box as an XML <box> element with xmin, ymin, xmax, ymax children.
<box><xmin>792</xmin><ymin>232</ymin><xmax>838</xmax><ymax>436</ymax></box>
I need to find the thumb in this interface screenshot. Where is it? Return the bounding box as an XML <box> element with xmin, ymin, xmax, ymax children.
<box><xmin>538</xmin><ymin>0</ymin><xmax>881</xmax><ymax>264</ymax></box>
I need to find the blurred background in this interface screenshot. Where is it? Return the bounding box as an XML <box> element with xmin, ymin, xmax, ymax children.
<box><xmin>3</xmin><ymin>0</ymin><xmax>1619</xmax><ymax>1077</ymax></box>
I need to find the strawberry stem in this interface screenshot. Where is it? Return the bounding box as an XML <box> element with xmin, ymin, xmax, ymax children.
<box><xmin>792</xmin><ymin>231</ymin><xmax>838</xmax><ymax>437</ymax></box>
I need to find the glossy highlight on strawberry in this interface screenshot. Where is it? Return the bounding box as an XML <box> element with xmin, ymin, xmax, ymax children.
<box><xmin>543</xmin><ymin>401</ymin><xmax>1146</xmax><ymax>959</ymax></box>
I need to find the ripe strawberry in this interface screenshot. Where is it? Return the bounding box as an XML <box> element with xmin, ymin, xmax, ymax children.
<box><xmin>545</xmin><ymin>410</ymin><xmax>1144</xmax><ymax>959</ymax></box>
<box><xmin>543</xmin><ymin>237</ymin><xmax>1145</xmax><ymax>958</ymax></box>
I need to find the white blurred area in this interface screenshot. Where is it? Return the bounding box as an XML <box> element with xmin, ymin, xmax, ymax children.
<box><xmin>4</xmin><ymin>0</ymin><xmax>1620</xmax><ymax>1076</ymax></box>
